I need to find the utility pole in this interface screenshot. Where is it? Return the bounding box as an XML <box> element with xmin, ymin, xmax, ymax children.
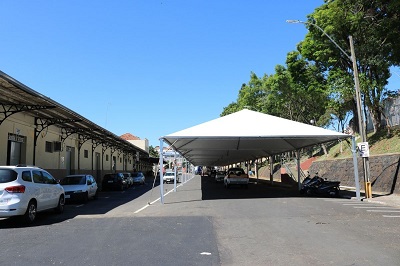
<box><xmin>286</xmin><ymin>20</ymin><xmax>371</xmax><ymax>198</ymax></box>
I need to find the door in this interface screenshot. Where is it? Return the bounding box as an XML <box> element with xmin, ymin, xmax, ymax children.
<box><xmin>66</xmin><ymin>146</ymin><xmax>75</xmax><ymax>175</ymax></box>
<box><xmin>9</xmin><ymin>141</ymin><xmax>21</xmax><ymax>165</ymax></box>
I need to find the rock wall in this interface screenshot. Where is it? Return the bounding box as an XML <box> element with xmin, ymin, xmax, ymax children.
<box><xmin>308</xmin><ymin>154</ymin><xmax>400</xmax><ymax>195</ymax></box>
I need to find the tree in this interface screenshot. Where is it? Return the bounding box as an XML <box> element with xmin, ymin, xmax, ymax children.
<box><xmin>149</xmin><ymin>145</ymin><xmax>159</xmax><ymax>158</ymax></box>
<box><xmin>299</xmin><ymin>0</ymin><xmax>399</xmax><ymax>134</ymax></box>
<box><xmin>221</xmin><ymin>51</ymin><xmax>331</xmax><ymax>128</ymax></box>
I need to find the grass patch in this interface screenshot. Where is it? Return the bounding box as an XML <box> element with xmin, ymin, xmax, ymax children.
<box><xmin>320</xmin><ymin>127</ymin><xmax>400</xmax><ymax>160</ymax></box>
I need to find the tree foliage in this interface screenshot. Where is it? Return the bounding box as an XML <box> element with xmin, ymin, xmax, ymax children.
<box><xmin>221</xmin><ymin>0</ymin><xmax>400</xmax><ymax>137</ymax></box>
<box><xmin>299</xmin><ymin>0</ymin><xmax>399</xmax><ymax>133</ymax></box>
<box><xmin>149</xmin><ymin>145</ymin><xmax>159</xmax><ymax>158</ymax></box>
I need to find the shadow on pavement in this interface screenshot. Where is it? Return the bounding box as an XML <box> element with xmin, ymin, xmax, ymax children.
<box><xmin>201</xmin><ymin>175</ymin><xmax>301</xmax><ymax>200</ymax></box>
<box><xmin>0</xmin><ymin>177</ymin><xmax>160</xmax><ymax>228</ymax></box>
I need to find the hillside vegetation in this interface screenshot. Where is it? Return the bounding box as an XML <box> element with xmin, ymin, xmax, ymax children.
<box><xmin>319</xmin><ymin>127</ymin><xmax>400</xmax><ymax>160</ymax></box>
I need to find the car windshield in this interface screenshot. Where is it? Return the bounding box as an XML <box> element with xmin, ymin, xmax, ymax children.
<box><xmin>217</xmin><ymin>171</ymin><xmax>226</xmax><ymax>175</ymax></box>
<box><xmin>131</xmin><ymin>172</ymin><xmax>139</xmax><ymax>177</ymax></box>
<box><xmin>61</xmin><ymin>176</ymin><xmax>86</xmax><ymax>185</ymax></box>
<box><xmin>165</xmin><ymin>172</ymin><xmax>174</xmax><ymax>176</ymax></box>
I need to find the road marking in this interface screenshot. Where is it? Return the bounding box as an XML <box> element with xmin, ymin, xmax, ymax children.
<box><xmin>134</xmin><ymin>184</ymin><xmax>183</xmax><ymax>214</ymax></box>
<box><xmin>200</xmin><ymin>252</ymin><xmax>212</xmax><ymax>256</ymax></box>
<box><xmin>353</xmin><ymin>206</ymin><xmax>398</xmax><ymax>209</ymax></box>
<box><xmin>342</xmin><ymin>203</ymin><xmax>377</xmax><ymax>206</ymax></box>
<box><xmin>324</xmin><ymin>199</ymin><xmax>351</xmax><ymax>202</ymax></box>
<box><xmin>383</xmin><ymin>215</ymin><xmax>400</xmax><ymax>218</ymax></box>
<box><xmin>366</xmin><ymin>210</ymin><xmax>400</xmax><ymax>213</ymax></box>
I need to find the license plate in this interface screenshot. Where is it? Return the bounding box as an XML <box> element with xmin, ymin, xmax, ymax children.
<box><xmin>65</xmin><ymin>195</ymin><xmax>70</xmax><ymax>199</ymax></box>
<box><xmin>108</xmin><ymin>181</ymin><xmax>113</xmax><ymax>183</ymax></box>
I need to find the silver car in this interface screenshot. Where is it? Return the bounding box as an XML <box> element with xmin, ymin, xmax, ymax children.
<box><xmin>224</xmin><ymin>167</ymin><xmax>249</xmax><ymax>189</ymax></box>
<box><xmin>215</xmin><ymin>171</ymin><xmax>226</xmax><ymax>183</ymax></box>
<box><xmin>60</xmin><ymin>174</ymin><xmax>98</xmax><ymax>203</ymax></box>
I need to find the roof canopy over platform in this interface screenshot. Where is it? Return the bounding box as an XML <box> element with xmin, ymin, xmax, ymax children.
<box><xmin>161</xmin><ymin>109</ymin><xmax>350</xmax><ymax>166</ymax></box>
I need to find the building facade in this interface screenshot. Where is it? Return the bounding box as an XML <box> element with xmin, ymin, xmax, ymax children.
<box><xmin>0</xmin><ymin>70</ymin><xmax>152</xmax><ymax>183</ymax></box>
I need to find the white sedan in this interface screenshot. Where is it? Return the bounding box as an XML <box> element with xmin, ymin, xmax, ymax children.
<box><xmin>60</xmin><ymin>174</ymin><xmax>98</xmax><ymax>203</ymax></box>
<box><xmin>224</xmin><ymin>167</ymin><xmax>249</xmax><ymax>189</ymax></box>
<box><xmin>163</xmin><ymin>171</ymin><xmax>180</xmax><ymax>183</ymax></box>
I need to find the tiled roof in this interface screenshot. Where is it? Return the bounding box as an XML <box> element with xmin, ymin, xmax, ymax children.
<box><xmin>120</xmin><ymin>133</ymin><xmax>140</xmax><ymax>140</ymax></box>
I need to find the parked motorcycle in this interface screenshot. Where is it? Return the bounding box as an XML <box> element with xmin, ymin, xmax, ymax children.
<box><xmin>300</xmin><ymin>174</ymin><xmax>340</xmax><ymax>197</ymax></box>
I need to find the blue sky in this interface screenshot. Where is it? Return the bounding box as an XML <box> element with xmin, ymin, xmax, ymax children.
<box><xmin>1</xmin><ymin>1</ymin><xmax>399</xmax><ymax>147</ymax></box>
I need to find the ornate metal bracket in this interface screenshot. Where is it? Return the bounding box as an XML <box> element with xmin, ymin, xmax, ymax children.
<box><xmin>0</xmin><ymin>103</ymin><xmax>55</xmax><ymax>125</ymax></box>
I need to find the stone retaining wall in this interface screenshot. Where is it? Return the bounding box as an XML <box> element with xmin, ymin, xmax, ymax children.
<box><xmin>308</xmin><ymin>154</ymin><xmax>400</xmax><ymax>195</ymax></box>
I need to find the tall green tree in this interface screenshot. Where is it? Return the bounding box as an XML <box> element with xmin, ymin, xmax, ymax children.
<box><xmin>299</xmin><ymin>0</ymin><xmax>400</xmax><ymax>134</ymax></box>
<box><xmin>222</xmin><ymin>51</ymin><xmax>331</xmax><ymax>128</ymax></box>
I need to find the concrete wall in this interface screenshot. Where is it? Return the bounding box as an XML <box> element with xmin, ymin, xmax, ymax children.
<box><xmin>309</xmin><ymin>154</ymin><xmax>400</xmax><ymax>195</ymax></box>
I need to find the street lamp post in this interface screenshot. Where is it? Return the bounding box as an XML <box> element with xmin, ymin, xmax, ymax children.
<box><xmin>286</xmin><ymin>19</ymin><xmax>371</xmax><ymax>197</ymax></box>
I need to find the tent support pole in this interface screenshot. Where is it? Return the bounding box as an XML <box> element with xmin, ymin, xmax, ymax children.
<box><xmin>351</xmin><ymin>136</ymin><xmax>361</xmax><ymax>200</ymax></box>
<box><xmin>255</xmin><ymin>159</ymin><xmax>259</xmax><ymax>184</ymax></box>
<box><xmin>297</xmin><ymin>150</ymin><xmax>301</xmax><ymax>191</ymax></box>
<box><xmin>159</xmin><ymin>139</ymin><xmax>164</xmax><ymax>204</ymax></box>
<box><xmin>174</xmin><ymin>151</ymin><xmax>177</xmax><ymax>192</ymax></box>
<box><xmin>269</xmin><ymin>156</ymin><xmax>273</xmax><ymax>185</ymax></box>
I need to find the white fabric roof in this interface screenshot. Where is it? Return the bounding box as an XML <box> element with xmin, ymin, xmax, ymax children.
<box><xmin>162</xmin><ymin>109</ymin><xmax>350</xmax><ymax>166</ymax></box>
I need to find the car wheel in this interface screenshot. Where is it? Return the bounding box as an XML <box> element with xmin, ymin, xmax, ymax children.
<box><xmin>23</xmin><ymin>200</ymin><xmax>37</xmax><ymax>224</ymax></box>
<box><xmin>54</xmin><ymin>195</ymin><xmax>65</xmax><ymax>214</ymax></box>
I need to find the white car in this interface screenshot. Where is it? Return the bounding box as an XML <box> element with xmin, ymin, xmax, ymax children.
<box><xmin>0</xmin><ymin>165</ymin><xmax>65</xmax><ymax>223</ymax></box>
<box><xmin>163</xmin><ymin>171</ymin><xmax>180</xmax><ymax>183</ymax></box>
<box><xmin>60</xmin><ymin>174</ymin><xmax>98</xmax><ymax>203</ymax></box>
<box><xmin>224</xmin><ymin>167</ymin><xmax>249</xmax><ymax>189</ymax></box>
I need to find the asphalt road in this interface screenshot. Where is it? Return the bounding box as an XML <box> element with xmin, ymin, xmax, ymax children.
<box><xmin>1</xmin><ymin>176</ymin><xmax>400</xmax><ymax>266</ymax></box>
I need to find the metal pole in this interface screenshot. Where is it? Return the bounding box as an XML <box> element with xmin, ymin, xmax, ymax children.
<box><xmin>159</xmin><ymin>139</ymin><xmax>164</xmax><ymax>204</ymax></box>
<box><xmin>269</xmin><ymin>156</ymin><xmax>273</xmax><ymax>185</ymax></box>
<box><xmin>173</xmin><ymin>150</ymin><xmax>177</xmax><ymax>192</ymax></box>
<box><xmin>349</xmin><ymin>35</ymin><xmax>371</xmax><ymax>197</ymax></box>
<box><xmin>351</xmin><ymin>136</ymin><xmax>361</xmax><ymax>200</ymax></box>
<box><xmin>255</xmin><ymin>159</ymin><xmax>259</xmax><ymax>184</ymax></box>
<box><xmin>297</xmin><ymin>150</ymin><xmax>301</xmax><ymax>191</ymax></box>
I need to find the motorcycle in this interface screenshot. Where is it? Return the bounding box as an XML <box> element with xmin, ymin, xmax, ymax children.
<box><xmin>300</xmin><ymin>174</ymin><xmax>340</xmax><ymax>197</ymax></box>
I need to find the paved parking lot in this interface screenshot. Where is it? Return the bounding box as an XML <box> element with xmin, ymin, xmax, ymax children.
<box><xmin>1</xmin><ymin>175</ymin><xmax>400</xmax><ymax>266</ymax></box>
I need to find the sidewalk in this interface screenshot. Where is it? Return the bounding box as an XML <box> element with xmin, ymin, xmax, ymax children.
<box><xmin>340</xmin><ymin>186</ymin><xmax>400</xmax><ymax>208</ymax></box>
<box><xmin>255</xmin><ymin>175</ymin><xmax>400</xmax><ymax>208</ymax></box>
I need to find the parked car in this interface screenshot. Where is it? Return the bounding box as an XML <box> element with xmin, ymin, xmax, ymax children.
<box><xmin>0</xmin><ymin>165</ymin><xmax>65</xmax><ymax>223</ymax></box>
<box><xmin>60</xmin><ymin>174</ymin><xmax>98</xmax><ymax>203</ymax></box>
<box><xmin>163</xmin><ymin>171</ymin><xmax>178</xmax><ymax>183</ymax></box>
<box><xmin>210</xmin><ymin>169</ymin><xmax>217</xmax><ymax>178</ymax></box>
<box><xmin>215</xmin><ymin>170</ymin><xmax>226</xmax><ymax>183</ymax></box>
<box><xmin>122</xmin><ymin>172</ymin><xmax>133</xmax><ymax>187</ymax></box>
<box><xmin>102</xmin><ymin>173</ymin><xmax>128</xmax><ymax>191</ymax></box>
<box><xmin>131</xmin><ymin>172</ymin><xmax>145</xmax><ymax>185</ymax></box>
<box><xmin>224</xmin><ymin>167</ymin><xmax>249</xmax><ymax>188</ymax></box>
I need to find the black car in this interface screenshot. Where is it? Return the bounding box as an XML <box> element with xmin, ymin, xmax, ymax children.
<box><xmin>102</xmin><ymin>173</ymin><xmax>128</xmax><ymax>191</ymax></box>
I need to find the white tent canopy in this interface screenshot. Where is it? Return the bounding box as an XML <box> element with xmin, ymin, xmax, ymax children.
<box><xmin>161</xmin><ymin>109</ymin><xmax>351</xmax><ymax>166</ymax></box>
